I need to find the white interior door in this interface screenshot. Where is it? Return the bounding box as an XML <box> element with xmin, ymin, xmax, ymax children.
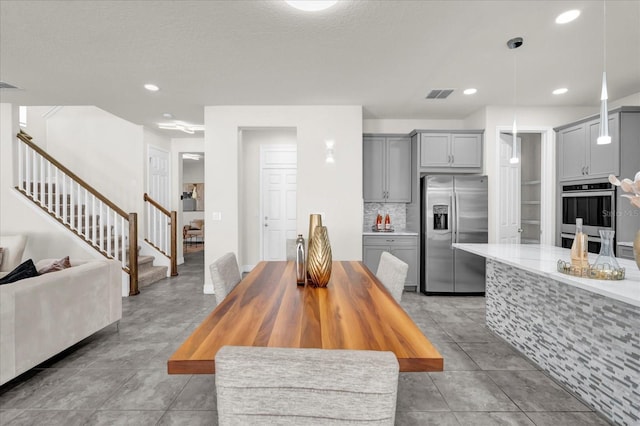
<box><xmin>261</xmin><ymin>146</ymin><xmax>296</xmax><ymax>261</ymax></box>
<box><xmin>148</xmin><ymin>146</ymin><xmax>170</xmax><ymax>207</ymax></box>
<box><xmin>498</xmin><ymin>133</ymin><xmax>521</xmax><ymax>244</ymax></box>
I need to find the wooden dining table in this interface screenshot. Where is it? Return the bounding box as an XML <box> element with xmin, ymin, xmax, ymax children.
<box><xmin>168</xmin><ymin>260</ymin><xmax>443</xmax><ymax>374</ymax></box>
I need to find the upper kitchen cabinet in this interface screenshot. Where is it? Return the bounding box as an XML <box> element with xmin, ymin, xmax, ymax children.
<box><xmin>413</xmin><ymin>131</ymin><xmax>483</xmax><ymax>173</ymax></box>
<box><xmin>557</xmin><ymin>114</ymin><xmax>619</xmax><ymax>181</ymax></box>
<box><xmin>363</xmin><ymin>135</ymin><xmax>411</xmax><ymax>203</ymax></box>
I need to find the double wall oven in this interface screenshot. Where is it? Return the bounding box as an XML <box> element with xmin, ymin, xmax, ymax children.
<box><xmin>560</xmin><ymin>181</ymin><xmax>615</xmax><ymax>254</ymax></box>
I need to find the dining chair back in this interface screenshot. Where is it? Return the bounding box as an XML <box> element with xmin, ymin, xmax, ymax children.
<box><xmin>376</xmin><ymin>251</ymin><xmax>408</xmax><ymax>303</ymax></box>
<box><xmin>209</xmin><ymin>252</ymin><xmax>241</xmax><ymax>306</ymax></box>
<box><xmin>215</xmin><ymin>345</ymin><xmax>399</xmax><ymax>425</ymax></box>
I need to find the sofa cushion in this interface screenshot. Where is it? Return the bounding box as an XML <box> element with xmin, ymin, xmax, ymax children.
<box><xmin>0</xmin><ymin>235</ymin><xmax>27</xmax><ymax>273</ymax></box>
<box><xmin>0</xmin><ymin>247</ymin><xmax>4</xmax><ymax>266</ymax></box>
<box><xmin>0</xmin><ymin>259</ymin><xmax>39</xmax><ymax>285</ymax></box>
<box><xmin>38</xmin><ymin>256</ymin><xmax>72</xmax><ymax>275</ymax></box>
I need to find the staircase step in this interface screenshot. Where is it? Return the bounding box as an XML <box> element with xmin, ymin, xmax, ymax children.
<box><xmin>137</xmin><ymin>255</ymin><xmax>155</xmax><ymax>274</ymax></box>
<box><xmin>138</xmin><ymin>265</ymin><xmax>168</xmax><ymax>288</ymax></box>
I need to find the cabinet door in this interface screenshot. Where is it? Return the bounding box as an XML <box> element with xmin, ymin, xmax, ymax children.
<box><xmin>558</xmin><ymin>124</ymin><xmax>587</xmax><ymax>181</ymax></box>
<box><xmin>451</xmin><ymin>134</ymin><xmax>482</xmax><ymax>168</ymax></box>
<box><xmin>390</xmin><ymin>246</ymin><xmax>418</xmax><ymax>287</ymax></box>
<box><xmin>386</xmin><ymin>137</ymin><xmax>411</xmax><ymax>202</ymax></box>
<box><xmin>363</xmin><ymin>137</ymin><xmax>386</xmax><ymax>202</ymax></box>
<box><xmin>587</xmin><ymin>114</ymin><xmax>620</xmax><ymax>179</ymax></box>
<box><xmin>420</xmin><ymin>134</ymin><xmax>450</xmax><ymax>167</ymax></box>
<box><xmin>363</xmin><ymin>245</ymin><xmax>386</xmax><ymax>274</ymax></box>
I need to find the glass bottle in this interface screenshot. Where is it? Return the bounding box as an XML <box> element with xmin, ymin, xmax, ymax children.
<box><xmin>376</xmin><ymin>211</ymin><xmax>383</xmax><ymax>231</ymax></box>
<box><xmin>384</xmin><ymin>211</ymin><xmax>391</xmax><ymax>230</ymax></box>
<box><xmin>295</xmin><ymin>234</ymin><xmax>306</xmax><ymax>285</ymax></box>
<box><xmin>593</xmin><ymin>230</ymin><xmax>620</xmax><ymax>270</ymax></box>
<box><xmin>570</xmin><ymin>218</ymin><xmax>589</xmax><ymax>269</ymax></box>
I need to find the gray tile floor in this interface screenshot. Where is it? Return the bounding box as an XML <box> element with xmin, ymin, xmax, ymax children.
<box><xmin>0</xmin><ymin>253</ymin><xmax>611</xmax><ymax>425</ymax></box>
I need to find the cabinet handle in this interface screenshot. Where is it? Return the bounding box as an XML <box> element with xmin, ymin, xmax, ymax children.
<box><xmin>585</xmin><ymin>166</ymin><xmax>589</xmax><ymax>175</ymax></box>
<box><xmin>581</xmin><ymin>166</ymin><xmax>585</xmax><ymax>175</ymax></box>
<box><xmin>386</xmin><ymin>239</ymin><xmax>394</xmax><ymax>242</ymax></box>
<box><xmin>451</xmin><ymin>154</ymin><xmax>454</xmax><ymax>163</ymax></box>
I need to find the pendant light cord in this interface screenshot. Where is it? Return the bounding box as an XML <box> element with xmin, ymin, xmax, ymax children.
<box><xmin>603</xmin><ymin>0</ymin><xmax>607</xmax><ymax>73</ymax></box>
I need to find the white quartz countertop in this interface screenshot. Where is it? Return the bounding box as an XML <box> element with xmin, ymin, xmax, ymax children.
<box><xmin>363</xmin><ymin>231</ymin><xmax>419</xmax><ymax>236</ymax></box>
<box><xmin>453</xmin><ymin>243</ymin><xmax>640</xmax><ymax>307</ymax></box>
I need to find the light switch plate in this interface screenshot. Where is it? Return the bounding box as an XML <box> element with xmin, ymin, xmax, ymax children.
<box><xmin>212</xmin><ymin>211</ymin><xmax>222</xmax><ymax>221</ymax></box>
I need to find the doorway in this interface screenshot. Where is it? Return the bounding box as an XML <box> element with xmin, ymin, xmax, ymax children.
<box><xmin>181</xmin><ymin>152</ymin><xmax>205</xmax><ymax>255</ymax></box>
<box><xmin>497</xmin><ymin>129</ymin><xmax>552</xmax><ymax>245</ymax></box>
<box><xmin>239</xmin><ymin>128</ymin><xmax>297</xmax><ymax>272</ymax></box>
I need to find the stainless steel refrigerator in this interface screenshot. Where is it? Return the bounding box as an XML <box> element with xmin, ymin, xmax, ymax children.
<box><xmin>420</xmin><ymin>175</ymin><xmax>488</xmax><ymax>294</ymax></box>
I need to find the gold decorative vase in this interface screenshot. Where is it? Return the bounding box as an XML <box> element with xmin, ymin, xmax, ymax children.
<box><xmin>307</xmin><ymin>214</ymin><xmax>323</xmax><ymax>279</ymax></box>
<box><xmin>634</xmin><ymin>230</ymin><xmax>640</xmax><ymax>270</ymax></box>
<box><xmin>307</xmin><ymin>226</ymin><xmax>332</xmax><ymax>287</ymax></box>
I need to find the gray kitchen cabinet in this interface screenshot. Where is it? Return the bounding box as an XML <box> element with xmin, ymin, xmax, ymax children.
<box><xmin>416</xmin><ymin>131</ymin><xmax>483</xmax><ymax>172</ymax></box>
<box><xmin>363</xmin><ymin>235</ymin><xmax>418</xmax><ymax>289</ymax></box>
<box><xmin>363</xmin><ymin>136</ymin><xmax>411</xmax><ymax>202</ymax></box>
<box><xmin>617</xmin><ymin>244</ymin><xmax>634</xmax><ymax>260</ymax></box>
<box><xmin>557</xmin><ymin>114</ymin><xmax>619</xmax><ymax>181</ymax></box>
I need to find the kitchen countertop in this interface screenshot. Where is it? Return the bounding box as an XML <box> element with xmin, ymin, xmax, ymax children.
<box><xmin>453</xmin><ymin>243</ymin><xmax>640</xmax><ymax>307</ymax></box>
<box><xmin>363</xmin><ymin>231</ymin><xmax>419</xmax><ymax>236</ymax></box>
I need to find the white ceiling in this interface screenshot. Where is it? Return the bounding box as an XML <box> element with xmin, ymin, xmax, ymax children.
<box><xmin>1</xmin><ymin>1</ymin><xmax>639</xmax><ymax>134</ymax></box>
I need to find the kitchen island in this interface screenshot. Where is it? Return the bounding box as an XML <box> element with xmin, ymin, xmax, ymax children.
<box><xmin>454</xmin><ymin>244</ymin><xmax>639</xmax><ymax>426</ymax></box>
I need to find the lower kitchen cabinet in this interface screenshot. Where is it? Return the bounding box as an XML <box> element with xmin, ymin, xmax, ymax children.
<box><xmin>363</xmin><ymin>235</ymin><xmax>418</xmax><ymax>290</ymax></box>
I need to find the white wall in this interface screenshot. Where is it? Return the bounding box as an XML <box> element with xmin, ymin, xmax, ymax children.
<box><xmin>239</xmin><ymin>128</ymin><xmax>297</xmax><ymax>269</ymax></box>
<box><xmin>204</xmin><ymin>106</ymin><xmax>363</xmax><ymax>293</ymax></box>
<box><xmin>182</xmin><ymin>158</ymin><xmax>204</xmax><ymax>183</ymax></box>
<box><xmin>610</xmin><ymin>91</ymin><xmax>640</xmax><ymax>109</ymax></box>
<box><xmin>363</xmin><ymin>118</ymin><xmax>466</xmax><ymax>134</ymax></box>
<box><xmin>0</xmin><ymin>104</ymin><xmax>101</xmax><ymax>262</ymax></box>
<box><xmin>45</xmin><ymin>106</ymin><xmax>144</xmax><ymax>214</ymax></box>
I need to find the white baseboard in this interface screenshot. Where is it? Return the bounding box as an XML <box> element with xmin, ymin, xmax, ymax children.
<box><xmin>203</xmin><ymin>283</ymin><xmax>214</xmax><ymax>294</ymax></box>
<box><xmin>242</xmin><ymin>264</ymin><xmax>256</xmax><ymax>273</ymax></box>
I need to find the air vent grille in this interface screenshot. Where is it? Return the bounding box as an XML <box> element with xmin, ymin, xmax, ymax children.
<box><xmin>0</xmin><ymin>81</ymin><xmax>20</xmax><ymax>89</ymax></box>
<box><xmin>426</xmin><ymin>89</ymin><xmax>454</xmax><ymax>99</ymax></box>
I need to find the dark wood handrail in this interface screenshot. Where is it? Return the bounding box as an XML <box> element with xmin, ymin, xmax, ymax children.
<box><xmin>143</xmin><ymin>193</ymin><xmax>171</xmax><ymax>217</ymax></box>
<box><xmin>17</xmin><ymin>130</ymin><xmax>129</xmax><ymax>219</ymax></box>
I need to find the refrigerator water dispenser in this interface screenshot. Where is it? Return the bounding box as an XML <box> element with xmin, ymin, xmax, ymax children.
<box><xmin>433</xmin><ymin>205</ymin><xmax>448</xmax><ymax>230</ymax></box>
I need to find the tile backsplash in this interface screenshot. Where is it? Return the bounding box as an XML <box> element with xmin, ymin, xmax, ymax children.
<box><xmin>364</xmin><ymin>203</ymin><xmax>406</xmax><ymax>231</ymax></box>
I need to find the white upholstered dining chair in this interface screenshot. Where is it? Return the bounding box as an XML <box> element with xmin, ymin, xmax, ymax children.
<box><xmin>215</xmin><ymin>345</ymin><xmax>399</xmax><ymax>425</ymax></box>
<box><xmin>209</xmin><ymin>252</ymin><xmax>241</xmax><ymax>306</ymax></box>
<box><xmin>376</xmin><ymin>251</ymin><xmax>408</xmax><ymax>303</ymax></box>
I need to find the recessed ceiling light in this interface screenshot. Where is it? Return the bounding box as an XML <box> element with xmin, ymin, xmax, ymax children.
<box><xmin>556</xmin><ymin>9</ymin><xmax>580</xmax><ymax>24</ymax></box>
<box><xmin>144</xmin><ymin>83</ymin><xmax>160</xmax><ymax>92</ymax></box>
<box><xmin>285</xmin><ymin>1</ymin><xmax>337</xmax><ymax>12</ymax></box>
<box><xmin>463</xmin><ymin>88</ymin><xmax>477</xmax><ymax>95</ymax></box>
<box><xmin>162</xmin><ymin>113</ymin><xmax>173</xmax><ymax>118</ymax></box>
<box><xmin>553</xmin><ymin>87</ymin><xmax>569</xmax><ymax>95</ymax></box>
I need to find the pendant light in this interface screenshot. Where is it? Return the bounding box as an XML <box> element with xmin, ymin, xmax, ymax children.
<box><xmin>597</xmin><ymin>0</ymin><xmax>611</xmax><ymax>145</ymax></box>
<box><xmin>507</xmin><ymin>37</ymin><xmax>524</xmax><ymax>164</ymax></box>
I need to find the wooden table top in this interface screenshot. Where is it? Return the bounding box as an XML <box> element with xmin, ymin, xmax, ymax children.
<box><xmin>167</xmin><ymin>260</ymin><xmax>443</xmax><ymax>374</ymax></box>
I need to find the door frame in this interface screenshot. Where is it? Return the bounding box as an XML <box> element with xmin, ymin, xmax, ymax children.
<box><xmin>494</xmin><ymin>126</ymin><xmax>555</xmax><ymax>245</ymax></box>
<box><xmin>259</xmin><ymin>144</ymin><xmax>297</xmax><ymax>262</ymax></box>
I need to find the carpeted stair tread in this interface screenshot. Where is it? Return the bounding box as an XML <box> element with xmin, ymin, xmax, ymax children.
<box><xmin>138</xmin><ymin>265</ymin><xmax>168</xmax><ymax>288</ymax></box>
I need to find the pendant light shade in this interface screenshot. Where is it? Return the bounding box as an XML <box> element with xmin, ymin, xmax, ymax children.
<box><xmin>597</xmin><ymin>74</ymin><xmax>611</xmax><ymax>145</ymax></box>
<box><xmin>597</xmin><ymin>1</ymin><xmax>611</xmax><ymax>145</ymax></box>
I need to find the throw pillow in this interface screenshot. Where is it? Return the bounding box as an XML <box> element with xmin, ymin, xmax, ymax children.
<box><xmin>0</xmin><ymin>247</ymin><xmax>4</xmax><ymax>266</ymax></box>
<box><xmin>0</xmin><ymin>259</ymin><xmax>39</xmax><ymax>285</ymax></box>
<box><xmin>38</xmin><ymin>256</ymin><xmax>72</xmax><ymax>274</ymax></box>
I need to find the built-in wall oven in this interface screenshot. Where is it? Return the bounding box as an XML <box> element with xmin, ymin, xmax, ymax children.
<box><xmin>560</xmin><ymin>181</ymin><xmax>615</xmax><ymax>254</ymax></box>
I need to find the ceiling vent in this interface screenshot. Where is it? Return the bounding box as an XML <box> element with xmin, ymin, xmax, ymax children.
<box><xmin>0</xmin><ymin>81</ymin><xmax>21</xmax><ymax>89</ymax></box>
<box><xmin>426</xmin><ymin>89</ymin><xmax>454</xmax><ymax>99</ymax></box>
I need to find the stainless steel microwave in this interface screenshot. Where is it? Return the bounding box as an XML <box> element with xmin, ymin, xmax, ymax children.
<box><xmin>561</xmin><ymin>181</ymin><xmax>615</xmax><ymax>253</ymax></box>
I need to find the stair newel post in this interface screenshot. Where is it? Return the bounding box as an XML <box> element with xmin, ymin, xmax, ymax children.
<box><xmin>128</xmin><ymin>212</ymin><xmax>140</xmax><ymax>296</ymax></box>
<box><xmin>170</xmin><ymin>210</ymin><xmax>178</xmax><ymax>277</ymax></box>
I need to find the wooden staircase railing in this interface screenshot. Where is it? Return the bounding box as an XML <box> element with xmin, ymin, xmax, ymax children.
<box><xmin>143</xmin><ymin>193</ymin><xmax>178</xmax><ymax>276</ymax></box>
<box><xmin>15</xmin><ymin>130</ymin><xmax>140</xmax><ymax>295</ymax></box>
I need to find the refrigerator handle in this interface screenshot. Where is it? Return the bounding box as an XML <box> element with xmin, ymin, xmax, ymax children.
<box><xmin>454</xmin><ymin>192</ymin><xmax>460</xmax><ymax>244</ymax></box>
<box><xmin>450</xmin><ymin>193</ymin><xmax>456</xmax><ymax>245</ymax></box>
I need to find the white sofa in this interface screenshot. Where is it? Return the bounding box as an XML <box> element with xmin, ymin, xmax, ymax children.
<box><xmin>0</xmin><ymin>257</ymin><xmax>122</xmax><ymax>385</ymax></box>
<box><xmin>0</xmin><ymin>235</ymin><xmax>27</xmax><ymax>279</ymax></box>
